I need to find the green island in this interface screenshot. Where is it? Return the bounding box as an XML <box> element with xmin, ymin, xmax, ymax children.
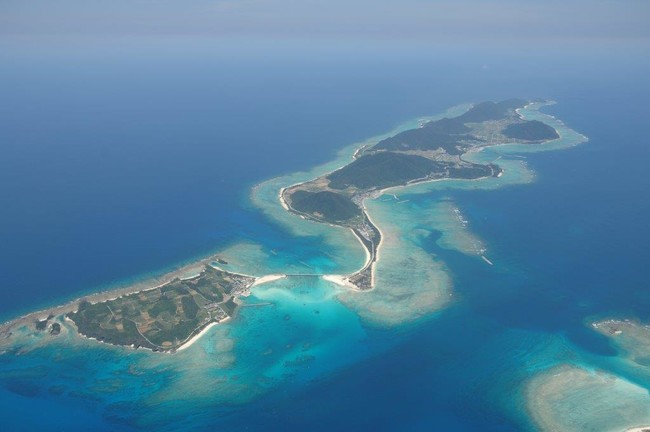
<box><xmin>0</xmin><ymin>99</ymin><xmax>561</xmax><ymax>352</ymax></box>
<box><xmin>66</xmin><ymin>266</ymin><xmax>255</xmax><ymax>352</ymax></box>
<box><xmin>281</xmin><ymin>99</ymin><xmax>559</xmax><ymax>289</ymax></box>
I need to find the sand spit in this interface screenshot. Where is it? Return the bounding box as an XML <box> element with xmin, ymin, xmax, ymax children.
<box><xmin>251</xmin><ymin>274</ymin><xmax>286</xmax><ymax>287</ymax></box>
<box><xmin>322</xmin><ymin>275</ymin><xmax>358</xmax><ymax>290</ymax></box>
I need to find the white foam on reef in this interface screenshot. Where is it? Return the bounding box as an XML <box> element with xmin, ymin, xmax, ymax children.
<box><xmin>526</xmin><ymin>365</ymin><xmax>650</xmax><ymax>432</ymax></box>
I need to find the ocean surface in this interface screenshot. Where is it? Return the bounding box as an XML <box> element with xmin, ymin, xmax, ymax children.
<box><xmin>1</xmin><ymin>38</ymin><xmax>650</xmax><ymax>430</ymax></box>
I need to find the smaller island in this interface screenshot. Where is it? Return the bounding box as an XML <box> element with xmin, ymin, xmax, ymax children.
<box><xmin>67</xmin><ymin>266</ymin><xmax>255</xmax><ymax>352</ymax></box>
<box><xmin>592</xmin><ymin>318</ymin><xmax>650</xmax><ymax>367</ymax></box>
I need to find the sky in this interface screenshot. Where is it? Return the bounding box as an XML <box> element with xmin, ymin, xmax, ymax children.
<box><xmin>1</xmin><ymin>0</ymin><xmax>649</xmax><ymax>42</ymax></box>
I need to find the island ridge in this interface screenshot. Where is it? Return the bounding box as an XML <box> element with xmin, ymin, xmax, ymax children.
<box><xmin>282</xmin><ymin>99</ymin><xmax>559</xmax><ymax>289</ymax></box>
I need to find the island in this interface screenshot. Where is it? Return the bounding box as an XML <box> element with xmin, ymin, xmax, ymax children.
<box><xmin>282</xmin><ymin>99</ymin><xmax>559</xmax><ymax>289</ymax></box>
<box><xmin>0</xmin><ymin>99</ymin><xmax>562</xmax><ymax>352</ymax></box>
<box><xmin>592</xmin><ymin>318</ymin><xmax>650</xmax><ymax>367</ymax></box>
<box><xmin>66</xmin><ymin>266</ymin><xmax>255</xmax><ymax>352</ymax></box>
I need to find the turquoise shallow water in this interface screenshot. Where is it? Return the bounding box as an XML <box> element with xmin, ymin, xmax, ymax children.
<box><xmin>0</xmin><ymin>102</ymin><xmax>619</xmax><ymax>431</ymax></box>
<box><xmin>2</xmin><ymin>40</ymin><xmax>650</xmax><ymax>431</ymax></box>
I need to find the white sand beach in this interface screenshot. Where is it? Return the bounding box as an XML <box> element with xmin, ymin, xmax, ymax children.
<box><xmin>322</xmin><ymin>274</ymin><xmax>358</xmax><ymax>289</ymax></box>
<box><xmin>251</xmin><ymin>274</ymin><xmax>286</xmax><ymax>287</ymax></box>
<box><xmin>176</xmin><ymin>320</ymin><xmax>224</xmax><ymax>352</ymax></box>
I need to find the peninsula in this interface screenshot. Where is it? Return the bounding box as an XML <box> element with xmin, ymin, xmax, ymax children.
<box><xmin>282</xmin><ymin>99</ymin><xmax>559</xmax><ymax>289</ymax></box>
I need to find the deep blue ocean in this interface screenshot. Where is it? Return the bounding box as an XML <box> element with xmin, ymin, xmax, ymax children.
<box><xmin>1</xmin><ymin>38</ymin><xmax>649</xmax><ymax>430</ymax></box>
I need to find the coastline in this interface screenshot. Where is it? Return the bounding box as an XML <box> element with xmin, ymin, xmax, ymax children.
<box><xmin>311</xmin><ymin>164</ymin><xmax>505</xmax><ymax>290</ymax></box>
<box><xmin>322</xmin><ymin>274</ymin><xmax>359</xmax><ymax>290</ymax></box>
<box><xmin>362</xmin><ymin>204</ymin><xmax>383</xmax><ymax>288</ymax></box>
<box><xmin>251</xmin><ymin>274</ymin><xmax>286</xmax><ymax>287</ymax></box>
<box><xmin>0</xmin><ymin>255</ymin><xmax>260</xmax><ymax>352</ymax></box>
<box><xmin>175</xmin><ymin>320</ymin><xmax>223</xmax><ymax>352</ymax></box>
<box><xmin>0</xmin><ymin>254</ymin><xmax>220</xmax><ymax>335</ymax></box>
<box><xmin>278</xmin><ymin>187</ymin><xmax>290</xmax><ymax>211</ymax></box>
<box><xmin>0</xmin><ymin>100</ymin><xmax>574</xmax><ymax>352</ymax></box>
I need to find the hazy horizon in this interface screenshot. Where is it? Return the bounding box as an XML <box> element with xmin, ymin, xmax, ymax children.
<box><xmin>2</xmin><ymin>0</ymin><xmax>649</xmax><ymax>43</ymax></box>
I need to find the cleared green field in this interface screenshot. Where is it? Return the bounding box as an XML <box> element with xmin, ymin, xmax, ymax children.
<box><xmin>68</xmin><ymin>266</ymin><xmax>254</xmax><ymax>351</ymax></box>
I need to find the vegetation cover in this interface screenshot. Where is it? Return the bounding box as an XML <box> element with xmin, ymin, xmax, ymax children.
<box><xmin>503</xmin><ymin>120</ymin><xmax>559</xmax><ymax>141</ymax></box>
<box><xmin>68</xmin><ymin>266</ymin><xmax>254</xmax><ymax>351</ymax></box>
<box><xmin>289</xmin><ymin>190</ymin><xmax>361</xmax><ymax>222</ymax></box>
